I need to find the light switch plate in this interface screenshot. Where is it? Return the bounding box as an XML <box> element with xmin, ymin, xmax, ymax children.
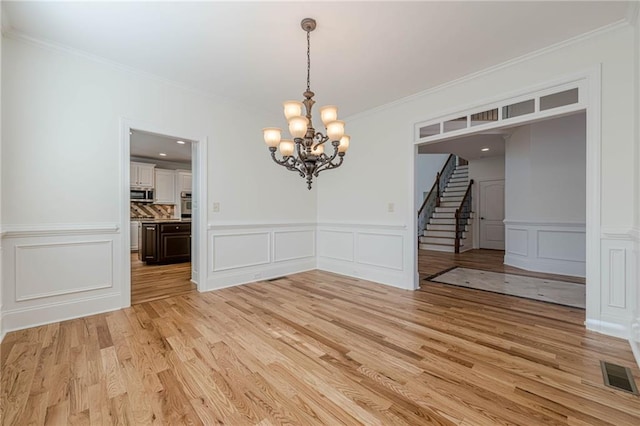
<box><xmin>212</xmin><ymin>202</ymin><xmax>220</xmax><ymax>213</ymax></box>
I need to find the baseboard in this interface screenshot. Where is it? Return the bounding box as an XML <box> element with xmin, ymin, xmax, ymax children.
<box><xmin>317</xmin><ymin>257</ymin><xmax>413</xmax><ymax>290</ymax></box>
<box><xmin>505</xmin><ymin>254</ymin><xmax>585</xmax><ymax>278</ymax></box>
<box><xmin>585</xmin><ymin>318</ymin><xmax>629</xmax><ymax>340</ymax></box>
<box><xmin>631</xmin><ymin>319</ymin><xmax>640</xmax><ymax>368</ymax></box>
<box><xmin>205</xmin><ymin>258</ymin><xmax>316</xmax><ymax>291</ymax></box>
<box><xmin>1</xmin><ymin>293</ymin><xmax>122</xmax><ymax>336</ymax></box>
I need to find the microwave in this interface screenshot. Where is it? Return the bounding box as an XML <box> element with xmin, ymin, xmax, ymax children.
<box><xmin>131</xmin><ymin>188</ymin><xmax>154</xmax><ymax>203</ymax></box>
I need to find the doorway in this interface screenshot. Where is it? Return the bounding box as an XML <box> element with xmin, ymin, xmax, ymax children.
<box><xmin>129</xmin><ymin>129</ymin><xmax>195</xmax><ymax>304</ymax></box>
<box><xmin>478</xmin><ymin>180</ymin><xmax>505</xmax><ymax>250</ymax></box>
<box><xmin>121</xmin><ymin>121</ymin><xmax>207</xmax><ymax>308</ymax></box>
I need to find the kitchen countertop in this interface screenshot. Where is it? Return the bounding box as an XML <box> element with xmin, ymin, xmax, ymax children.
<box><xmin>132</xmin><ymin>218</ymin><xmax>191</xmax><ymax>223</ymax></box>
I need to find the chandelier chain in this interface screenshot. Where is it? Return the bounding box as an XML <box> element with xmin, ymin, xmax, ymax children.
<box><xmin>306</xmin><ymin>29</ymin><xmax>311</xmax><ymax>92</ymax></box>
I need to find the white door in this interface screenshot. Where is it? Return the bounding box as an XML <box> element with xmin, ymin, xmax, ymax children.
<box><xmin>479</xmin><ymin>180</ymin><xmax>505</xmax><ymax>250</ymax></box>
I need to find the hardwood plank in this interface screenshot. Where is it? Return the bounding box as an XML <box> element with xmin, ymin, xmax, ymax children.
<box><xmin>2</xmin><ymin>255</ymin><xmax>639</xmax><ymax>425</ymax></box>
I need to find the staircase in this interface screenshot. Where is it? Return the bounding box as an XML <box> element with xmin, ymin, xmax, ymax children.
<box><xmin>419</xmin><ymin>164</ymin><xmax>472</xmax><ymax>252</ymax></box>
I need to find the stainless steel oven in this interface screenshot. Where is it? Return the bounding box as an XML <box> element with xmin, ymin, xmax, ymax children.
<box><xmin>180</xmin><ymin>191</ymin><xmax>192</xmax><ymax>218</ymax></box>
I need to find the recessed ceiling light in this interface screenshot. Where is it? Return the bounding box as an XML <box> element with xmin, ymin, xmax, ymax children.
<box><xmin>481</xmin><ymin>148</ymin><xmax>490</xmax><ymax>152</ymax></box>
<box><xmin>159</xmin><ymin>152</ymin><xmax>167</xmax><ymax>157</ymax></box>
<box><xmin>176</xmin><ymin>140</ymin><xmax>185</xmax><ymax>145</ymax></box>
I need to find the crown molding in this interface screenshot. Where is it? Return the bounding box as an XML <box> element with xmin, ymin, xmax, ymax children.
<box><xmin>2</xmin><ymin>29</ymin><xmax>276</xmax><ymax>121</ymax></box>
<box><xmin>345</xmin><ymin>19</ymin><xmax>630</xmax><ymax>124</ymax></box>
<box><xmin>626</xmin><ymin>1</ymin><xmax>640</xmax><ymax>25</ymax></box>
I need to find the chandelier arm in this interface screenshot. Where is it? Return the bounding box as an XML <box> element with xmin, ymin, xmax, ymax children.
<box><xmin>270</xmin><ymin>150</ymin><xmax>305</xmax><ymax>177</ymax></box>
<box><xmin>314</xmin><ymin>155</ymin><xmax>344</xmax><ymax>177</ymax></box>
<box><xmin>322</xmin><ymin>140</ymin><xmax>341</xmax><ymax>164</ymax></box>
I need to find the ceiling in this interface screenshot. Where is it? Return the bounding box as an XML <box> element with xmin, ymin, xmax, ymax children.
<box><xmin>130</xmin><ymin>130</ymin><xmax>192</xmax><ymax>163</ymax></box>
<box><xmin>2</xmin><ymin>2</ymin><xmax>631</xmax><ymax>117</ymax></box>
<box><xmin>418</xmin><ymin>132</ymin><xmax>507</xmax><ymax>160</ymax></box>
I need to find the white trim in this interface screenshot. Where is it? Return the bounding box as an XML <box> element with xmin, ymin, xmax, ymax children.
<box><xmin>1</xmin><ymin>293</ymin><xmax>122</xmax><ymax>336</ymax></box>
<box><xmin>208</xmin><ymin>222</ymin><xmax>316</xmax><ymax>230</ymax></box>
<box><xmin>206</xmin><ymin>258</ymin><xmax>316</xmax><ymax>291</ymax></box>
<box><xmin>2</xmin><ymin>223</ymin><xmax>119</xmax><ymax>238</ymax></box>
<box><xmin>410</xmin><ymin>66</ymin><xmax>601</xmax><ymax>328</ymax></box>
<box><xmin>630</xmin><ymin>338</ymin><xmax>640</xmax><ymax>369</ymax></box>
<box><xmin>626</xmin><ymin>1</ymin><xmax>640</xmax><ymax>25</ymax></box>
<box><xmin>504</xmin><ymin>220</ymin><xmax>586</xmax><ymax>228</ymax></box>
<box><xmin>585</xmin><ymin>319</ymin><xmax>630</xmax><ymax>340</ymax></box>
<box><xmin>600</xmin><ymin>227</ymin><xmax>640</xmax><ymax>241</ymax></box>
<box><xmin>317</xmin><ymin>222</ymin><xmax>407</xmax><ymax>231</ymax></box>
<box><xmin>120</xmin><ymin>118</ymin><xmax>208</xmax><ymax>308</ymax></box>
<box><xmin>347</xmin><ymin>20</ymin><xmax>627</xmax><ymax>123</ymax></box>
<box><xmin>414</xmin><ymin>80</ymin><xmax>587</xmax><ymax>145</ymax></box>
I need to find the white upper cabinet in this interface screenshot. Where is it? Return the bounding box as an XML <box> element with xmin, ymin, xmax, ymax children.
<box><xmin>177</xmin><ymin>171</ymin><xmax>192</xmax><ymax>192</ymax></box>
<box><xmin>154</xmin><ymin>169</ymin><xmax>176</xmax><ymax>204</ymax></box>
<box><xmin>131</xmin><ymin>162</ymin><xmax>155</xmax><ymax>188</ymax></box>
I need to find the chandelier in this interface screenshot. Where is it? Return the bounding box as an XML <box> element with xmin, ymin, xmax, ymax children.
<box><xmin>263</xmin><ymin>18</ymin><xmax>350</xmax><ymax>190</ymax></box>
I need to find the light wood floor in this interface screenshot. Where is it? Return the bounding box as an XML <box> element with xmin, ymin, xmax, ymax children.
<box><xmin>2</xmin><ymin>263</ymin><xmax>638</xmax><ymax>424</ymax></box>
<box><xmin>131</xmin><ymin>252</ymin><xmax>196</xmax><ymax>305</ymax></box>
<box><xmin>418</xmin><ymin>248</ymin><xmax>586</xmax><ymax>284</ymax></box>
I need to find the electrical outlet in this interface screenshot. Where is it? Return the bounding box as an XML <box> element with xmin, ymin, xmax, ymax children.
<box><xmin>212</xmin><ymin>202</ymin><xmax>220</xmax><ymax>213</ymax></box>
<box><xmin>388</xmin><ymin>202</ymin><xmax>395</xmax><ymax>213</ymax></box>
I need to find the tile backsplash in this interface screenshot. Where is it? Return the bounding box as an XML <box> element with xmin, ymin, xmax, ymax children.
<box><xmin>130</xmin><ymin>202</ymin><xmax>175</xmax><ymax>219</ymax></box>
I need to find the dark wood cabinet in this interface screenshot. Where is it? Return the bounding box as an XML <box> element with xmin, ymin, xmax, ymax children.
<box><xmin>139</xmin><ymin>223</ymin><xmax>158</xmax><ymax>263</ymax></box>
<box><xmin>139</xmin><ymin>221</ymin><xmax>191</xmax><ymax>264</ymax></box>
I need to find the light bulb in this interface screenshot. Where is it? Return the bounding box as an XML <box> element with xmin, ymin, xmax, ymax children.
<box><xmin>288</xmin><ymin>116</ymin><xmax>309</xmax><ymax>139</ymax></box>
<box><xmin>283</xmin><ymin>101</ymin><xmax>303</xmax><ymax>120</ymax></box>
<box><xmin>263</xmin><ymin>128</ymin><xmax>282</xmax><ymax>148</ymax></box>
<box><xmin>279</xmin><ymin>140</ymin><xmax>295</xmax><ymax>156</ymax></box>
<box><xmin>326</xmin><ymin>120</ymin><xmax>345</xmax><ymax>141</ymax></box>
<box><xmin>320</xmin><ymin>106</ymin><xmax>338</xmax><ymax>126</ymax></box>
<box><xmin>338</xmin><ymin>135</ymin><xmax>350</xmax><ymax>153</ymax></box>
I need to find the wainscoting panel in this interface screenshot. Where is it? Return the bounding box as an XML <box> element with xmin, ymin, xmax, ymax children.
<box><xmin>357</xmin><ymin>233</ymin><xmax>403</xmax><ymax>271</ymax></box>
<box><xmin>274</xmin><ymin>230</ymin><xmax>315</xmax><ymax>262</ymax></box>
<box><xmin>211</xmin><ymin>232</ymin><xmax>271</xmax><ymax>272</ymax></box>
<box><xmin>15</xmin><ymin>240</ymin><xmax>113</xmax><ymax>301</ymax></box>
<box><xmin>206</xmin><ymin>224</ymin><xmax>316</xmax><ymax>290</ymax></box>
<box><xmin>317</xmin><ymin>224</ymin><xmax>411</xmax><ymax>290</ymax></box>
<box><xmin>538</xmin><ymin>230</ymin><xmax>585</xmax><ymax>262</ymax></box>
<box><xmin>504</xmin><ymin>221</ymin><xmax>585</xmax><ymax>277</ymax></box>
<box><xmin>506</xmin><ymin>228</ymin><xmax>528</xmax><ymax>256</ymax></box>
<box><xmin>318</xmin><ymin>230</ymin><xmax>354</xmax><ymax>262</ymax></box>
<box><xmin>1</xmin><ymin>225</ymin><xmax>122</xmax><ymax>336</ymax></box>
<box><xmin>600</xmin><ymin>237</ymin><xmax>635</xmax><ymax>322</ymax></box>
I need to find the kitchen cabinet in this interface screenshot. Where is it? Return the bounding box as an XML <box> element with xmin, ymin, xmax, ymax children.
<box><xmin>130</xmin><ymin>162</ymin><xmax>155</xmax><ymax>188</ymax></box>
<box><xmin>159</xmin><ymin>223</ymin><xmax>191</xmax><ymax>263</ymax></box>
<box><xmin>154</xmin><ymin>169</ymin><xmax>176</xmax><ymax>204</ymax></box>
<box><xmin>130</xmin><ymin>220</ymin><xmax>140</xmax><ymax>251</ymax></box>
<box><xmin>139</xmin><ymin>221</ymin><xmax>191</xmax><ymax>264</ymax></box>
<box><xmin>138</xmin><ymin>223</ymin><xmax>158</xmax><ymax>263</ymax></box>
<box><xmin>177</xmin><ymin>171</ymin><xmax>192</xmax><ymax>192</ymax></box>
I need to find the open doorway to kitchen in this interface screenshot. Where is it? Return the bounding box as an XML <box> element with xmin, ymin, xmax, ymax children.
<box><xmin>128</xmin><ymin>129</ymin><xmax>197</xmax><ymax>304</ymax></box>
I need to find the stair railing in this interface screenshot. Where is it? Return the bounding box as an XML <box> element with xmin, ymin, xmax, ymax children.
<box><xmin>454</xmin><ymin>179</ymin><xmax>474</xmax><ymax>253</ymax></box>
<box><xmin>418</xmin><ymin>154</ymin><xmax>456</xmax><ymax>236</ymax></box>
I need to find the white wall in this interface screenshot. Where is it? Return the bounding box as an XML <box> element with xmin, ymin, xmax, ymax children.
<box><xmin>1</xmin><ymin>36</ymin><xmax>317</xmax><ymax>334</ymax></box>
<box><xmin>415</xmin><ymin>153</ymin><xmax>448</xmax><ymax>210</ymax></box>
<box><xmin>504</xmin><ymin>114</ymin><xmax>586</xmax><ymax>276</ymax></box>
<box><xmin>317</xmin><ymin>23</ymin><xmax>638</xmax><ymax>336</ymax></box>
<box><xmin>468</xmin><ymin>155</ymin><xmax>505</xmax><ymax>249</ymax></box>
<box><xmin>505</xmin><ymin>114</ymin><xmax>586</xmax><ymax>222</ymax></box>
